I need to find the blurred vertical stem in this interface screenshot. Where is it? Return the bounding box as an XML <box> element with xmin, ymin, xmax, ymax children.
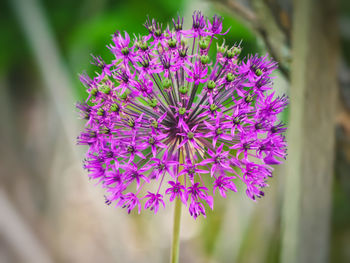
<box><xmin>170</xmin><ymin>193</ymin><xmax>182</xmax><ymax>263</ymax></box>
<box><xmin>170</xmin><ymin>151</ymin><xmax>184</xmax><ymax>263</ymax></box>
<box><xmin>281</xmin><ymin>0</ymin><xmax>339</xmax><ymax>262</ymax></box>
<box><xmin>10</xmin><ymin>0</ymin><xmax>78</xmax><ymax>153</ymax></box>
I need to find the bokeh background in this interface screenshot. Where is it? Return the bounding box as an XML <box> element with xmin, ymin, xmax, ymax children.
<box><xmin>1</xmin><ymin>0</ymin><xmax>349</xmax><ymax>262</ymax></box>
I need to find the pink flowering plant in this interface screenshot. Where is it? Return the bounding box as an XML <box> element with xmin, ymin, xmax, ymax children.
<box><xmin>76</xmin><ymin>10</ymin><xmax>287</xmax><ymax>262</ymax></box>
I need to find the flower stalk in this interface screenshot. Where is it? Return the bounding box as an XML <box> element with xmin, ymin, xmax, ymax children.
<box><xmin>171</xmin><ymin>191</ymin><xmax>182</xmax><ymax>263</ymax></box>
<box><xmin>170</xmin><ymin>151</ymin><xmax>184</xmax><ymax>263</ymax></box>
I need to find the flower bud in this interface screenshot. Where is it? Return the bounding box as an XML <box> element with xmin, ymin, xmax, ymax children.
<box><xmin>233</xmin><ymin>46</ymin><xmax>241</xmax><ymax>56</ymax></box>
<box><xmin>199</xmin><ymin>39</ymin><xmax>209</xmax><ymax>50</ymax></box>
<box><xmin>210</xmin><ymin>104</ymin><xmax>218</xmax><ymax>112</ymax></box>
<box><xmin>226</xmin><ymin>50</ymin><xmax>234</xmax><ymax>59</ymax></box>
<box><xmin>179</xmin><ymin>44</ymin><xmax>187</xmax><ymax>58</ymax></box>
<box><xmin>162</xmin><ymin>78</ymin><xmax>172</xmax><ymax>90</ymax></box>
<box><xmin>127</xmin><ymin>118</ymin><xmax>135</xmax><ymax>127</ymax></box>
<box><xmin>140</xmin><ymin>42</ymin><xmax>148</xmax><ymax>51</ymax></box>
<box><xmin>207</xmin><ymin>80</ymin><xmax>216</xmax><ymax>90</ymax></box>
<box><xmin>120</xmin><ymin>89</ymin><xmax>131</xmax><ymax>100</ymax></box>
<box><xmin>102</xmin><ymin>75</ymin><xmax>110</xmax><ymax>82</ymax></box>
<box><xmin>255</xmin><ymin>68</ymin><xmax>263</xmax><ymax>76</ymax></box>
<box><xmin>245</xmin><ymin>94</ymin><xmax>254</xmax><ymax>103</ymax></box>
<box><xmin>200</xmin><ymin>55</ymin><xmax>210</xmax><ymax>65</ymax></box>
<box><xmin>175</xmin><ymin>23</ymin><xmax>182</xmax><ymax>31</ymax></box>
<box><xmin>100</xmin><ymin>85</ymin><xmax>111</xmax><ymax>94</ymax></box>
<box><xmin>90</xmin><ymin>87</ymin><xmax>98</xmax><ymax>96</ymax></box>
<box><xmin>155</xmin><ymin>29</ymin><xmax>162</xmax><ymax>37</ymax></box>
<box><xmin>149</xmin><ymin>98</ymin><xmax>158</xmax><ymax>108</ymax></box>
<box><xmin>151</xmin><ymin>120</ymin><xmax>158</xmax><ymax>128</ymax></box>
<box><xmin>216</xmin><ymin>128</ymin><xmax>223</xmax><ymax>135</ymax></box>
<box><xmin>149</xmin><ymin>137</ymin><xmax>155</xmax><ymax>144</ymax></box>
<box><xmin>217</xmin><ymin>42</ymin><xmax>227</xmax><ymax>54</ymax></box>
<box><xmin>97</xmin><ymin>108</ymin><xmax>105</xmax><ymax>116</ymax></box>
<box><xmin>226</xmin><ymin>73</ymin><xmax>235</xmax><ymax>82</ymax></box>
<box><xmin>121</xmin><ymin>47</ymin><xmax>129</xmax><ymax>55</ymax></box>
<box><xmin>168</xmin><ymin>38</ymin><xmax>177</xmax><ymax>48</ymax></box>
<box><xmin>179</xmin><ymin>107</ymin><xmax>186</xmax><ymax>115</ymax></box>
<box><xmin>101</xmin><ymin>127</ymin><xmax>111</xmax><ymax>134</ymax></box>
<box><xmin>127</xmin><ymin>145</ymin><xmax>135</xmax><ymax>152</ymax></box>
<box><xmin>140</xmin><ymin>59</ymin><xmax>149</xmax><ymax>68</ymax></box>
<box><xmin>179</xmin><ymin>86</ymin><xmax>188</xmax><ymax>94</ymax></box>
<box><xmin>110</xmin><ymin>103</ymin><xmax>119</xmax><ymax>112</ymax></box>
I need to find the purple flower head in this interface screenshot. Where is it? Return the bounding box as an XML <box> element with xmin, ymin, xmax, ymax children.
<box><xmin>77</xmin><ymin>11</ymin><xmax>288</xmax><ymax>219</ymax></box>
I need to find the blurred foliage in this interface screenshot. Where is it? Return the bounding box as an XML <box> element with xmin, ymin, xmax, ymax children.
<box><xmin>340</xmin><ymin>0</ymin><xmax>350</xmax><ymax>63</ymax></box>
<box><xmin>0</xmin><ymin>2</ymin><xmax>30</xmax><ymax>72</ymax></box>
<box><xmin>0</xmin><ymin>0</ymin><xmax>258</xmax><ymax>101</ymax></box>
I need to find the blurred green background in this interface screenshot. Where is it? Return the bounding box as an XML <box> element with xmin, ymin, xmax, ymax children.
<box><xmin>0</xmin><ymin>0</ymin><xmax>349</xmax><ymax>263</ymax></box>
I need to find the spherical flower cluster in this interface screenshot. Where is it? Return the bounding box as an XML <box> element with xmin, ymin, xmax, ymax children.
<box><xmin>77</xmin><ymin>11</ymin><xmax>288</xmax><ymax>219</ymax></box>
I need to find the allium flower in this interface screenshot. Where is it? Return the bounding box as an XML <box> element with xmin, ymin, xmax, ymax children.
<box><xmin>77</xmin><ymin>11</ymin><xmax>288</xmax><ymax>219</ymax></box>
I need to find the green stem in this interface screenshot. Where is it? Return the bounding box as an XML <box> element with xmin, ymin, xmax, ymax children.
<box><xmin>170</xmin><ymin>151</ymin><xmax>184</xmax><ymax>263</ymax></box>
<box><xmin>170</xmin><ymin>197</ymin><xmax>182</xmax><ymax>263</ymax></box>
